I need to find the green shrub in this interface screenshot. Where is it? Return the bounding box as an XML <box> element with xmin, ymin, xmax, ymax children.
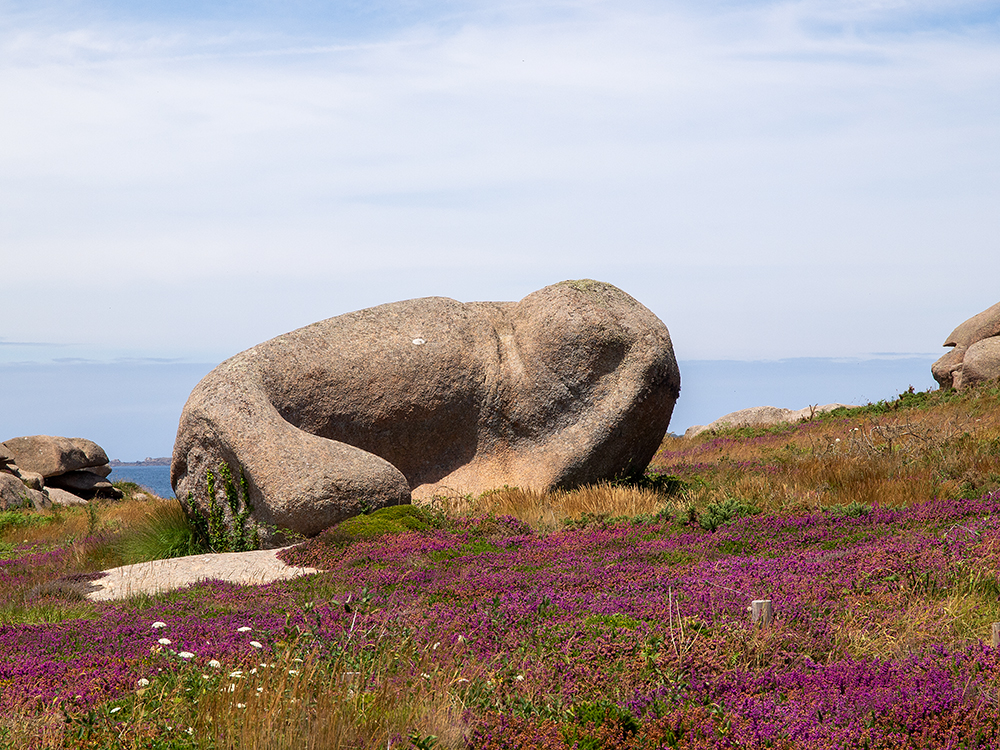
<box><xmin>584</xmin><ymin>612</ymin><xmax>641</xmax><ymax>630</ymax></box>
<box><xmin>319</xmin><ymin>504</ymin><xmax>437</xmax><ymax>548</ymax></box>
<box><xmin>699</xmin><ymin>497</ymin><xmax>760</xmax><ymax>532</ymax></box>
<box><xmin>111</xmin><ymin>480</ymin><xmax>150</xmax><ymax>501</ymax></box>
<box><xmin>561</xmin><ymin>700</ymin><xmax>639</xmax><ymax>749</ymax></box>
<box><xmin>824</xmin><ymin>501</ymin><xmax>872</xmax><ymax>518</ymax></box>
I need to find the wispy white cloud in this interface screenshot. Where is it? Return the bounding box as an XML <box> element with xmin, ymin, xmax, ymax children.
<box><xmin>1</xmin><ymin>0</ymin><xmax>997</xmax><ymax>360</ymax></box>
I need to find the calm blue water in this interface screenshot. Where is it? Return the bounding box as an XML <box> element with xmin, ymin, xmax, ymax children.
<box><xmin>108</xmin><ymin>465</ymin><xmax>174</xmax><ymax>498</ymax></box>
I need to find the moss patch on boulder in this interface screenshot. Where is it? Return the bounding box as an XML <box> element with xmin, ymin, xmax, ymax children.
<box><xmin>319</xmin><ymin>504</ymin><xmax>439</xmax><ymax>548</ymax></box>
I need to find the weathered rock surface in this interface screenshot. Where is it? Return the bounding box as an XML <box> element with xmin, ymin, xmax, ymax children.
<box><xmin>0</xmin><ymin>436</ymin><xmax>108</xmax><ymax>478</ymax></box>
<box><xmin>13</xmin><ymin>469</ymin><xmax>44</xmax><ymax>491</ymax></box>
<box><xmin>960</xmin><ymin>337</ymin><xmax>1000</xmax><ymax>389</ymax></box>
<box><xmin>0</xmin><ymin>472</ymin><xmax>34</xmax><ymax>509</ymax></box>
<box><xmin>0</xmin><ymin>472</ymin><xmax>49</xmax><ymax>510</ymax></box>
<box><xmin>931</xmin><ymin>346</ymin><xmax>966</xmax><ymax>390</ymax></box>
<box><xmin>47</xmin><ymin>470</ymin><xmax>116</xmax><ymax>496</ymax></box>
<box><xmin>0</xmin><ymin>436</ymin><xmax>119</xmax><ymax>506</ymax></box>
<box><xmin>173</xmin><ymin>280</ymin><xmax>680</xmax><ymax>545</ymax></box>
<box><xmin>933</xmin><ymin>301</ymin><xmax>1000</xmax><ymax>390</ymax></box>
<box><xmin>943</xmin><ymin>301</ymin><xmax>1000</xmax><ymax>348</ymax></box>
<box><xmin>684</xmin><ymin>403</ymin><xmax>854</xmax><ymax>439</ymax></box>
<box><xmin>46</xmin><ymin>487</ymin><xmax>89</xmax><ymax>507</ymax></box>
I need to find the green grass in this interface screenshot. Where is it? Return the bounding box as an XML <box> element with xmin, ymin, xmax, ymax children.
<box><xmin>316</xmin><ymin>504</ymin><xmax>441</xmax><ymax>548</ymax></box>
<box><xmin>115</xmin><ymin>501</ymin><xmax>206</xmax><ymax>564</ymax></box>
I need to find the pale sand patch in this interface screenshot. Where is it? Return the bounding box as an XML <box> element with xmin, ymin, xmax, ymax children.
<box><xmin>82</xmin><ymin>547</ymin><xmax>320</xmax><ymax>601</ymax></box>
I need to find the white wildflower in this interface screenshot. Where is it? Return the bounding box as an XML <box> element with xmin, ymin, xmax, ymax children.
<box><xmin>237</xmin><ymin>626</ymin><xmax>252</xmax><ymax>632</ymax></box>
<box><xmin>249</xmin><ymin>641</ymin><xmax>263</xmax><ymax>649</ymax></box>
<box><xmin>151</xmin><ymin>622</ymin><xmax>167</xmax><ymax>629</ymax></box>
<box><xmin>109</xmin><ymin>706</ymin><xmax>122</xmax><ymax>714</ymax></box>
<box><xmin>228</xmin><ymin>671</ymin><xmax>243</xmax><ymax>678</ymax></box>
<box><xmin>158</xmin><ymin>638</ymin><xmax>172</xmax><ymax>646</ymax></box>
<box><xmin>177</xmin><ymin>652</ymin><xmax>194</xmax><ymax>660</ymax></box>
<box><xmin>208</xmin><ymin>659</ymin><xmax>221</xmax><ymax>669</ymax></box>
<box><xmin>137</xmin><ymin>678</ymin><xmax>150</xmax><ymax>687</ymax></box>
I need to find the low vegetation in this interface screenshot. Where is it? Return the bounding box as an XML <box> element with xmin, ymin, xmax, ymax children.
<box><xmin>2</xmin><ymin>382</ymin><xmax>1000</xmax><ymax>747</ymax></box>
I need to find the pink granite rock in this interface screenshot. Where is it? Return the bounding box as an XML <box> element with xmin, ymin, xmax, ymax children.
<box><xmin>172</xmin><ymin>280</ymin><xmax>680</xmax><ymax>545</ymax></box>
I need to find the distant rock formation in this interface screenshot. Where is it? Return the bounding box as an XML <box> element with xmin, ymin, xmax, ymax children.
<box><xmin>0</xmin><ymin>435</ymin><xmax>121</xmax><ymax>509</ymax></box>
<box><xmin>684</xmin><ymin>403</ymin><xmax>854</xmax><ymax>439</ymax></box>
<box><xmin>932</xmin><ymin>301</ymin><xmax>1000</xmax><ymax>390</ymax></box>
<box><xmin>109</xmin><ymin>457</ymin><xmax>171</xmax><ymax>467</ymax></box>
<box><xmin>172</xmin><ymin>280</ymin><xmax>681</xmax><ymax>546</ymax></box>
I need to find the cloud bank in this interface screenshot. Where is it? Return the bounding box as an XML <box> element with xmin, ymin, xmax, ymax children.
<box><xmin>2</xmin><ymin>0</ymin><xmax>998</xmax><ymax>365</ymax></box>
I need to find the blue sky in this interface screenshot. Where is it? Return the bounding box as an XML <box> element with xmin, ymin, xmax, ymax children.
<box><xmin>1</xmin><ymin>1</ymin><xmax>998</xmax><ymax>459</ymax></box>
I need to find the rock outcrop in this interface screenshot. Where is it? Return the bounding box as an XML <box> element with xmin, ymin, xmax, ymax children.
<box><xmin>172</xmin><ymin>280</ymin><xmax>680</xmax><ymax>545</ymax></box>
<box><xmin>0</xmin><ymin>472</ymin><xmax>48</xmax><ymax>510</ymax></box>
<box><xmin>933</xmin><ymin>301</ymin><xmax>1000</xmax><ymax>390</ymax></box>
<box><xmin>1</xmin><ymin>436</ymin><xmax>109</xmax><ymax>478</ymax></box>
<box><xmin>684</xmin><ymin>403</ymin><xmax>854</xmax><ymax>439</ymax></box>
<box><xmin>0</xmin><ymin>435</ymin><xmax>121</xmax><ymax>508</ymax></box>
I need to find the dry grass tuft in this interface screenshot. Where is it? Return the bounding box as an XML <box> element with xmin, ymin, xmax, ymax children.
<box><xmin>652</xmin><ymin>383</ymin><xmax>1000</xmax><ymax>515</ymax></box>
<box><xmin>474</xmin><ymin>482</ymin><xmax>670</xmax><ymax>528</ymax></box>
<box><xmin>198</xmin><ymin>650</ymin><xmax>470</xmax><ymax>750</ymax></box>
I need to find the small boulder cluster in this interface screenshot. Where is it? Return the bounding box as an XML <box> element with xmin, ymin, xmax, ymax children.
<box><xmin>0</xmin><ymin>435</ymin><xmax>121</xmax><ymax>510</ymax></box>
<box><xmin>933</xmin><ymin>300</ymin><xmax>1000</xmax><ymax>390</ymax></box>
<box><xmin>684</xmin><ymin>403</ymin><xmax>853</xmax><ymax>439</ymax></box>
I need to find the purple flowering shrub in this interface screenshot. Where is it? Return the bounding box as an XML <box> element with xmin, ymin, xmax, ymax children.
<box><xmin>2</xmin><ymin>490</ymin><xmax>1000</xmax><ymax>746</ymax></box>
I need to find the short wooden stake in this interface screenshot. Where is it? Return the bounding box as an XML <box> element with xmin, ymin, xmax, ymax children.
<box><xmin>751</xmin><ymin>599</ymin><xmax>773</xmax><ymax>627</ymax></box>
<box><xmin>991</xmin><ymin>622</ymin><xmax>1000</xmax><ymax>649</ymax></box>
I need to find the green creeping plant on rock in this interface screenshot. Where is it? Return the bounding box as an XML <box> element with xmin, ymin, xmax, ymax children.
<box><xmin>186</xmin><ymin>462</ymin><xmax>260</xmax><ymax>552</ymax></box>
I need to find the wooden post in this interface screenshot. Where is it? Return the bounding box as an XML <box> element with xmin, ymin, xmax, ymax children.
<box><xmin>751</xmin><ymin>599</ymin><xmax>773</xmax><ymax>627</ymax></box>
<box><xmin>991</xmin><ymin>622</ymin><xmax>1000</xmax><ymax>649</ymax></box>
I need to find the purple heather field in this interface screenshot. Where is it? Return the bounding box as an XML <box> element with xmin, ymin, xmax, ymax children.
<box><xmin>2</xmin><ymin>495</ymin><xmax>1000</xmax><ymax>747</ymax></box>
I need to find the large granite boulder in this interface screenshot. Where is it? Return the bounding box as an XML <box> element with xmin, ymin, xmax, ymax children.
<box><xmin>0</xmin><ymin>436</ymin><xmax>109</xmax><ymax>478</ymax></box>
<box><xmin>172</xmin><ymin>280</ymin><xmax>680</xmax><ymax>545</ymax></box>
<box><xmin>933</xmin><ymin>301</ymin><xmax>1000</xmax><ymax>389</ymax></box>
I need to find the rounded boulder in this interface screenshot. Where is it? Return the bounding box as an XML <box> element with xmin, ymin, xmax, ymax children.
<box><xmin>171</xmin><ymin>280</ymin><xmax>680</xmax><ymax>546</ymax></box>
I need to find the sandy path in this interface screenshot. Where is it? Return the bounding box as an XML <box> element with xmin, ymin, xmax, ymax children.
<box><xmin>81</xmin><ymin>547</ymin><xmax>320</xmax><ymax>602</ymax></box>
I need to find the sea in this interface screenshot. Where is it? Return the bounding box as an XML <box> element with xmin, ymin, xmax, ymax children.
<box><xmin>108</xmin><ymin>465</ymin><xmax>174</xmax><ymax>498</ymax></box>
